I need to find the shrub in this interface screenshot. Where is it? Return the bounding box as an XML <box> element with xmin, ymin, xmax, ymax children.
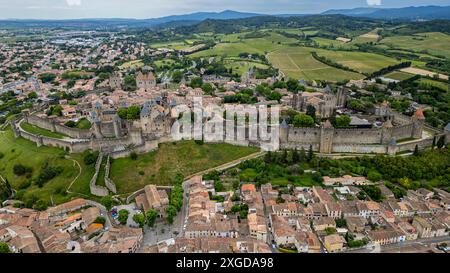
<box><xmin>18</xmin><ymin>180</ymin><xmax>32</xmax><ymax>190</ymax></box>
<box><xmin>64</xmin><ymin>121</ymin><xmax>76</xmax><ymax>128</ymax></box>
<box><xmin>83</xmin><ymin>152</ymin><xmax>98</xmax><ymax>165</ymax></box>
<box><xmin>118</xmin><ymin>209</ymin><xmax>129</xmax><ymax>225</ymax></box>
<box><xmin>34</xmin><ymin>200</ymin><xmax>48</xmax><ymax>211</ymax></box>
<box><xmin>35</xmin><ymin>164</ymin><xmax>63</xmax><ymax>188</ymax></box>
<box><xmin>13</xmin><ymin>164</ymin><xmax>33</xmax><ymax>176</ymax></box>
<box><xmin>130</xmin><ymin>152</ymin><xmax>138</xmax><ymax>160</ymax></box>
<box><xmin>94</xmin><ymin>216</ymin><xmax>106</xmax><ymax>225</ymax></box>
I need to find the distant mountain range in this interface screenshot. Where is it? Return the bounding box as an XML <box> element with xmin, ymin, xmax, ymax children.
<box><xmin>322</xmin><ymin>5</ymin><xmax>450</xmax><ymax>20</ymax></box>
<box><xmin>1</xmin><ymin>6</ymin><xmax>450</xmax><ymax>28</ymax></box>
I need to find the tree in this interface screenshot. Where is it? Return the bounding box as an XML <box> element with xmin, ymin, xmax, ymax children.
<box><xmin>34</xmin><ymin>200</ymin><xmax>48</xmax><ymax>211</ymax></box>
<box><xmin>306</xmin><ymin>105</ymin><xmax>316</xmax><ymax>120</ymax></box>
<box><xmin>437</xmin><ymin>135</ymin><xmax>446</xmax><ymax>149</ymax></box>
<box><xmin>231</xmin><ymin>194</ymin><xmax>240</xmax><ymax>202</ymax></box>
<box><xmin>307</xmin><ymin>145</ymin><xmax>314</xmax><ymax>162</ymax></box>
<box><xmin>94</xmin><ymin>217</ymin><xmax>106</xmax><ymax>225</ymax></box>
<box><xmin>146</xmin><ymin>209</ymin><xmax>158</xmax><ymax>227</ymax></box>
<box><xmin>201</xmin><ymin>83</ymin><xmax>214</xmax><ymax>95</ymax></box>
<box><xmin>189</xmin><ymin>77</ymin><xmax>203</xmax><ymax>88</ymax></box>
<box><xmin>130</xmin><ymin>152</ymin><xmax>138</xmax><ymax>160</ymax></box>
<box><xmin>293</xmin><ymin>114</ymin><xmax>314</xmax><ymax>128</ymax></box>
<box><xmin>133</xmin><ymin>213</ymin><xmax>145</xmax><ymax>228</ymax></box>
<box><xmin>413</xmin><ymin>145</ymin><xmax>420</xmax><ymax>156</ymax></box>
<box><xmin>101</xmin><ymin>196</ymin><xmax>115</xmax><ymax>211</ymax></box>
<box><xmin>367</xmin><ymin>170</ymin><xmax>382</xmax><ymax>182</ymax></box>
<box><xmin>123</xmin><ymin>75</ymin><xmax>137</xmax><ymax>91</ymax></box>
<box><xmin>335</xmin><ymin>115</ymin><xmax>351</xmax><ymax>128</ymax></box>
<box><xmin>118</xmin><ymin>209</ymin><xmax>129</xmax><ymax>225</ymax></box>
<box><xmin>165</xmin><ymin>205</ymin><xmax>177</xmax><ymax>225</ymax></box>
<box><xmin>432</xmin><ymin>136</ymin><xmax>436</xmax><ymax>150</ymax></box>
<box><xmin>335</xmin><ymin>218</ymin><xmax>347</xmax><ymax>228</ymax></box>
<box><xmin>65</xmin><ymin>120</ymin><xmax>76</xmax><ymax>128</ymax></box>
<box><xmin>292</xmin><ymin>148</ymin><xmax>299</xmax><ymax>163</ymax></box>
<box><xmin>39</xmin><ymin>73</ymin><xmax>56</xmax><ymax>83</ymax></box>
<box><xmin>0</xmin><ymin>242</ymin><xmax>10</xmax><ymax>253</ymax></box>
<box><xmin>28</xmin><ymin>92</ymin><xmax>38</xmax><ymax>99</ymax></box>
<box><xmin>13</xmin><ymin>164</ymin><xmax>32</xmax><ymax>176</ymax></box>
<box><xmin>83</xmin><ymin>152</ymin><xmax>98</xmax><ymax>165</ymax></box>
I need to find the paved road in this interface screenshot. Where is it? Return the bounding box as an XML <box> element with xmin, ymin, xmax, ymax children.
<box><xmin>345</xmin><ymin>236</ymin><xmax>450</xmax><ymax>253</ymax></box>
<box><xmin>85</xmin><ymin>200</ymin><xmax>113</xmax><ymax>229</ymax></box>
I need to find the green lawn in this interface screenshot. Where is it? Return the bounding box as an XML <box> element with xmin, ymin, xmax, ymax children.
<box><xmin>76</xmin><ymin>118</ymin><xmax>92</xmax><ymax>130</ymax></box>
<box><xmin>110</xmin><ymin>141</ymin><xmax>260</xmax><ymax>194</ymax></box>
<box><xmin>0</xmin><ymin>128</ymin><xmax>94</xmax><ymax>205</ymax></box>
<box><xmin>20</xmin><ymin>122</ymin><xmax>68</xmax><ymax>139</ymax></box>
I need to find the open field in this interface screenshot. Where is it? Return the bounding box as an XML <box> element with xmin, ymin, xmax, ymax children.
<box><xmin>380</xmin><ymin>32</ymin><xmax>450</xmax><ymax>59</ymax></box>
<box><xmin>267</xmin><ymin>47</ymin><xmax>364</xmax><ymax>81</ymax></box>
<box><xmin>384</xmin><ymin>71</ymin><xmax>415</xmax><ymax>81</ymax></box>
<box><xmin>119</xmin><ymin>60</ymin><xmax>144</xmax><ymax>70</ymax></box>
<box><xmin>315</xmin><ymin>49</ymin><xmax>401</xmax><ymax>74</ymax></box>
<box><xmin>351</xmin><ymin>28</ymin><xmax>381</xmax><ymax>44</ymax></box>
<box><xmin>109</xmin><ymin>141</ymin><xmax>259</xmax><ymax>194</ymax></box>
<box><xmin>417</xmin><ymin>78</ymin><xmax>450</xmax><ymax>91</ymax></box>
<box><xmin>190</xmin><ymin>32</ymin><xmax>297</xmax><ymax>58</ymax></box>
<box><xmin>400</xmin><ymin>67</ymin><xmax>449</xmax><ymax>80</ymax></box>
<box><xmin>0</xmin><ymin>128</ymin><xmax>94</xmax><ymax>205</ymax></box>
<box><xmin>312</xmin><ymin>37</ymin><xmax>351</xmax><ymax>48</ymax></box>
<box><xmin>224</xmin><ymin>59</ymin><xmax>269</xmax><ymax>75</ymax></box>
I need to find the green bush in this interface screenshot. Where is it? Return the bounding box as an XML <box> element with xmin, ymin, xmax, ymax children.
<box><xmin>13</xmin><ymin>164</ymin><xmax>33</xmax><ymax>176</ymax></box>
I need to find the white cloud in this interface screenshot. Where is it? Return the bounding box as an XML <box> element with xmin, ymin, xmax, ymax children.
<box><xmin>66</xmin><ymin>0</ymin><xmax>82</xmax><ymax>6</ymax></box>
<box><xmin>367</xmin><ymin>0</ymin><xmax>382</xmax><ymax>5</ymax></box>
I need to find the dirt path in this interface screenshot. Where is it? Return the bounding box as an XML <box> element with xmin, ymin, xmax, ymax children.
<box><xmin>66</xmin><ymin>157</ymin><xmax>82</xmax><ymax>192</ymax></box>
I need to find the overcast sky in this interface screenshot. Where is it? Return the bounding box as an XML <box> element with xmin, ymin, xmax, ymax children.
<box><xmin>0</xmin><ymin>0</ymin><xmax>449</xmax><ymax>19</ymax></box>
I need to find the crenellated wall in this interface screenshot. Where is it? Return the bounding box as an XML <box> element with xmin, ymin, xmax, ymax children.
<box><xmin>26</xmin><ymin>114</ymin><xmax>92</xmax><ymax>139</ymax></box>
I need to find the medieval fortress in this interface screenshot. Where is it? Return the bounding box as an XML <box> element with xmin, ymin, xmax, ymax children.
<box><xmin>8</xmin><ymin>71</ymin><xmax>450</xmax><ymax>196</ymax></box>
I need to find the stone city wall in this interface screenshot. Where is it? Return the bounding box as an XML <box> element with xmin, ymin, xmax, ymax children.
<box><xmin>89</xmin><ymin>153</ymin><xmax>109</xmax><ymax>197</ymax></box>
<box><xmin>104</xmin><ymin>155</ymin><xmax>117</xmax><ymax>194</ymax></box>
<box><xmin>26</xmin><ymin>114</ymin><xmax>92</xmax><ymax>139</ymax></box>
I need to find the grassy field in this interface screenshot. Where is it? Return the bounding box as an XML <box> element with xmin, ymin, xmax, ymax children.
<box><xmin>75</xmin><ymin>118</ymin><xmax>92</xmax><ymax>130</ymax></box>
<box><xmin>119</xmin><ymin>60</ymin><xmax>144</xmax><ymax>70</ymax></box>
<box><xmin>417</xmin><ymin>78</ymin><xmax>450</xmax><ymax>91</ymax></box>
<box><xmin>312</xmin><ymin>37</ymin><xmax>351</xmax><ymax>48</ymax></box>
<box><xmin>110</xmin><ymin>141</ymin><xmax>259</xmax><ymax>194</ymax></box>
<box><xmin>224</xmin><ymin>59</ymin><xmax>269</xmax><ymax>75</ymax></box>
<box><xmin>190</xmin><ymin>32</ymin><xmax>297</xmax><ymax>58</ymax></box>
<box><xmin>380</xmin><ymin>32</ymin><xmax>450</xmax><ymax>59</ymax></box>
<box><xmin>267</xmin><ymin>47</ymin><xmax>364</xmax><ymax>81</ymax></box>
<box><xmin>20</xmin><ymin>122</ymin><xmax>68</xmax><ymax>139</ymax></box>
<box><xmin>351</xmin><ymin>28</ymin><xmax>381</xmax><ymax>45</ymax></box>
<box><xmin>315</xmin><ymin>49</ymin><xmax>400</xmax><ymax>74</ymax></box>
<box><xmin>384</xmin><ymin>71</ymin><xmax>415</xmax><ymax>81</ymax></box>
<box><xmin>0</xmin><ymin>128</ymin><xmax>94</xmax><ymax>205</ymax></box>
